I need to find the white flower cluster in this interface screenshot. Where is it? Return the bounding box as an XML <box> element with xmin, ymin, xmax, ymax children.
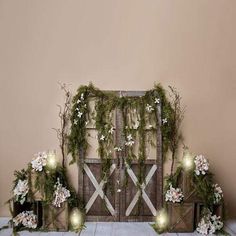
<box><xmin>13</xmin><ymin>211</ymin><xmax>37</xmax><ymax>229</ymax></box>
<box><xmin>76</xmin><ymin>93</ymin><xmax>84</xmax><ymax>104</ymax></box>
<box><xmin>31</xmin><ymin>152</ymin><xmax>47</xmax><ymax>172</ymax></box>
<box><xmin>125</xmin><ymin>134</ymin><xmax>135</xmax><ymax>147</ymax></box>
<box><xmin>13</xmin><ymin>180</ymin><xmax>29</xmax><ymax>204</ymax></box>
<box><xmin>74</xmin><ymin>93</ymin><xmax>86</xmax><ymax>124</ymax></box>
<box><xmin>52</xmin><ymin>179</ymin><xmax>71</xmax><ymax>207</ymax></box>
<box><xmin>197</xmin><ymin>212</ymin><xmax>223</xmax><ymax>235</ymax></box>
<box><xmin>213</xmin><ymin>184</ymin><xmax>223</xmax><ymax>204</ymax></box>
<box><xmin>146</xmin><ymin>104</ymin><xmax>154</xmax><ymax>113</ymax></box>
<box><xmin>165</xmin><ymin>184</ymin><xmax>184</xmax><ymax>203</ymax></box>
<box><xmin>194</xmin><ymin>155</ymin><xmax>209</xmax><ymax>175</ymax></box>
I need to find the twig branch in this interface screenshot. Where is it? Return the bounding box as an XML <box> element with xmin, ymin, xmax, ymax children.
<box><xmin>168</xmin><ymin>86</ymin><xmax>185</xmax><ymax>176</ymax></box>
<box><xmin>53</xmin><ymin>82</ymin><xmax>72</xmax><ymax>168</ymax></box>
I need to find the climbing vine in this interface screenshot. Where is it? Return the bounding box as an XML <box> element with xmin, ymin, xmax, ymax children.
<box><xmin>68</xmin><ymin>83</ymin><xmax>177</xmax><ymax>193</ymax></box>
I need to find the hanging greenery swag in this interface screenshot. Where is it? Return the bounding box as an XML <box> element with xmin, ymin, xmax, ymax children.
<box><xmin>68</xmin><ymin>83</ymin><xmax>179</xmax><ymax>189</ymax></box>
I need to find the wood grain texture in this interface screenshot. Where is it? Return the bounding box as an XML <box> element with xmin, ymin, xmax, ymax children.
<box><xmin>79</xmin><ymin>90</ymin><xmax>163</xmax><ymax>222</ymax></box>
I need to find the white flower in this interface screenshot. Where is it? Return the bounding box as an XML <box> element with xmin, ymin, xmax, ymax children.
<box><xmin>77</xmin><ymin>111</ymin><xmax>83</xmax><ymax>118</ymax></box>
<box><xmin>154</xmin><ymin>98</ymin><xmax>160</xmax><ymax>104</ymax></box>
<box><xmin>194</xmin><ymin>155</ymin><xmax>209</xmax><ymax>175</ymax></box>
<box><xmin>213</xmin><ymin>184</ymin><xmax>223</xmax><ymax>204</ymax></box>
<box><xmin>31</xmin><ymin>152</ymin><xmax>47</xmax><ymax>172</ymax></box>
<box><xmin>148</xmin><ymin>125</ymin><xmax>153</xmax><ymax>129</ymax></box>
<box><xmin>74</xmin><ymin>119</ymin><xmax>78</xmax><ymax>125</ymax></box>
<box><xmin>146</xmin><ymin>104</ymin><xmax>154</xmax><ymax>113</ymax></box>
<box><xmin>80</xmin><ymin>93</ymin><xmax>84</xmax><ymax>100</ymax></box>
<box><xmin>52</xmin><ymin>179</ymin><xmax>71</xmax><ymax>208</ymax></box>
<box><xmin>77</xmin><ymin>99</ymin><xmax>81</xmax><ymax>104</ymax></box>
<box><xmin>114</xmin><ymin>146</ymin><xmax>122</xmax><ymax>152</ymax></box>
<box><xmin>165</xmin><ymin>184</ymin><xmax>184</xmax><ymax>203</ymax></box>
<box><xmin>125</xmin><ymin>134</ymin><xmax>135</xmax><ymax>147</ymax></box>
<box><xmin>197</xmin><ymin>217</ymin><xmax>211</xmax><ymax>235</ymax></box>
<box><xmin>197</xmin><ymin>211</ymin><xmax>223</xmax><ymax>235</ymax></box>
<box><xmin>13</xmin><ymin>211</ymin><xmax>37</xmax><ymax>229</ymax></box>
<box><xmin>108</xmin><ymin>127</ymin><xmax>115</xmax><ymax>134</ymax></box>
<box><xmin>100</xmin><ymin>135</ymin><xmax>105</xmax><ymax>141</ymax></box>
<box><xmin>162</xmin><ymin>118</ymin><xmax>168</xmax><ymax>124</ymax></box>
<box><xmin>13</xmin><ymin>179</ymin><xmax>29</xmax><ymax>204</ymax></box>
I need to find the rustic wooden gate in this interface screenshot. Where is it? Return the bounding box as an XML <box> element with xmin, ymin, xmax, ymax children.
<box><xmin>78</xmin><ymin>91</ymin><xmax>163</xmax><ymax>222</ymax></box>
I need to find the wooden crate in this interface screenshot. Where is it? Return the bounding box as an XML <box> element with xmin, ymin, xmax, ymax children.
<box><xmin>178</xmin><ymin>172</ymin><xmax>202</xmax><ymax>203</ymax></box>
<box><xmin>13</xmin><ymin>201</ymin><xmax>43</xmax><ymax>228</ymax></box>
<box><xmin>30</xmin><ymin>171</ymin><xmax>44</xmax><ymax>201</ymax></box>
<box><xmin>13</xmin><ymin>201</ymin><xmax>33</xmax><ymax>217</ymax></box>
<box><xmin>42</xmin><ymin>202</ymin><xmax>69</xmax><ymax>231</ymax></box>
<box><xmin>167</xmin><ymin>203</ymin><xmax>195</xmax><ymax>233</ymax></box>
<box><xmin>196</xmin><ymin>203</ymin><xmax>223</xmax><ymax>226</ymax></box>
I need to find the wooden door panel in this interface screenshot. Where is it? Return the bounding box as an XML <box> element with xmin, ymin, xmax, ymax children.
<box><xmin>80</xmin><ymin>159</ymin><xmax>119</xmax><ymax>221</ymax></box>
<box><xmin>78</xmin><ymin>90</ymin><xmax>163</xmax><ymax>222</ymax></box>
<box><xmin>120</xmin><ymin>161</ymin><xmax>160</xmax><ymax>221</ymax></box>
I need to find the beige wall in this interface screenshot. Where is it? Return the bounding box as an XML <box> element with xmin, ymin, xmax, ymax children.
<box><xmin>0</xmin><ymin>0</ymin><xmax>236</xmax><ymax>218</ymax></box>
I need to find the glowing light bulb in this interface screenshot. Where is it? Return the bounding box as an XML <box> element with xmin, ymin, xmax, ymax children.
<box><xmin>70</xmin><ymin>208</ymin><xmax>83</xmax><ymax>231</ymax></box>
<box><xmin>47</xmin><ymin>150</ymin><xmax>57</xmax><ymax>169</ymax></box>
<box><xmin>156</xmin><ymin>209</ymin><xmax>169</xmax><ymax>229</ymax></box>
<box><xmin>182</xmin><ymin>150</ymin><xmax>194</xmax><ymax>171</ymax></box>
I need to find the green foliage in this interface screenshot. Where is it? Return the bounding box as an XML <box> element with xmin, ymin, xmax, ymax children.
<box><xmin>68</xmin><ymin>84</ymin><xmax>178</xmax><ymax>190</ymax></box>
<box><xmin>12</xmin><ymin>168</ymin><xmax>28</xmax><ymax>190</ymax></box>
<box><xmin>33</xmin><ymin>166</ymin><xmax>81</xmax><ymax>209</ymax></box>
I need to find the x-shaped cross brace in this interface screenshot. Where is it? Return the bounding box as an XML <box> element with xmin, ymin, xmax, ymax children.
<box><xmin>84</xmin><ymin>163</ymin><xmax>116</xmax><ymax>216</ymax></box>
<box><xmin>125</xmin><ymin>163</ymin><xmax>157</xmax><ymax>216</ymax></box>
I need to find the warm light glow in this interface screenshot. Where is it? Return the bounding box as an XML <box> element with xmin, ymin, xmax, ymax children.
<box><xmin>70</xmin><ymin>208</ymin><xmax>83</xmax><ymax>231</ymax></box>
<box><xmin>182</xmin><ymin>151</ymin><xmax>194</xmax><ymax>171</ymax></box>
<box><xmin>156</xmin><ymin>209</ymin><xmax>169</xmax><ymax>229</ymax></box>
<box><xmin>47</xmin><ymin>150</ymin><xmax>57</xmax><ymax>169</ymax></box>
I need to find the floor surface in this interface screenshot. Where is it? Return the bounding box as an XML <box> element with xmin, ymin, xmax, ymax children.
<box><xmin>0</xmin><ymin>218</ymin><xmax>235</xmax><ymax>235</ymax></box>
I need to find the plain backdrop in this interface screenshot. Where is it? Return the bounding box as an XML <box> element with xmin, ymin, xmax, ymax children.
<box><xmin>0</xmin><ymin>0</ymin><xmax>236</xmax><ymax>218</ymax></box>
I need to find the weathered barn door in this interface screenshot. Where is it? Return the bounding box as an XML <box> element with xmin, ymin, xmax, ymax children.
<box><xmin>78</xmin><ymin>91</ymin><xmax>163</xmax><ymax>222</ymax></box>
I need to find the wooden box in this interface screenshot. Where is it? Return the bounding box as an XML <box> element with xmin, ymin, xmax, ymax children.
<box><xmin>13</xmin><ymin>201</ymin><xmax>33</xmax><ymax>217</ymax></box>
<box><xmin>13</xmin><ymin>201</ymin><xmax>43</xmax><ymax>228</ymax></box>
<box><xmin>30</xmin><ymin>171</ymin><xmax>44</xmax><ymax>201</ymax></box>
<box><xmin>196</xmin><ymin>203</ymin><xmax>223</xmax><ymax>226</ymax></box>
<box><xmin>178</xmin><ymin>172</ymin><xmax>202</xmax><ymax>203</ymax></box>
<box><xmin>167</xmin><ymin>203</ymin><xmax>195</xmax><ymax>233</ymax></box>
<box><xmin>42</xmin><ymin>202</ymin><xmax>69</xmax><ymax>231</ymax></box>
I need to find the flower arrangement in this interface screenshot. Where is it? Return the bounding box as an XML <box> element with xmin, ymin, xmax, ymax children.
<box><xmin>165</xmin><ymin>184</ymin><xmax>184</xmax><ymax>203</ymax></box>
<box><xmin>197</xmin><ymin>210</ymin><xmax>223</xmax><ymax>235</ymax></box>
<box><xmin>31</xmin><ymin>152</ymin><xmax>47</xmax><ymax>172</ymax></box>
<box><xmin>194</xmin><ymin>155</ymin><xmax>209</xmax><ymax>175</ymax></box>
<box><xmin>13</xmin><ymin>179</ymin><xmax>29</xmax><ymax>204</ymax></box>
<box><xmin>52</xmin><ymin>178</ymin><xmax>71</xmax><ymax>207</ymax></box>
<box><xmin>13</xmin><ymin>211</ymin><xmax>37</xmax><ymax>229</ymax></box>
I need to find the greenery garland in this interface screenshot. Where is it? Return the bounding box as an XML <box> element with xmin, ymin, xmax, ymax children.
<box><xmin>68</xmin><ymin>83</ymin><xmax>177</xmax><ymax>197</ymax></box>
